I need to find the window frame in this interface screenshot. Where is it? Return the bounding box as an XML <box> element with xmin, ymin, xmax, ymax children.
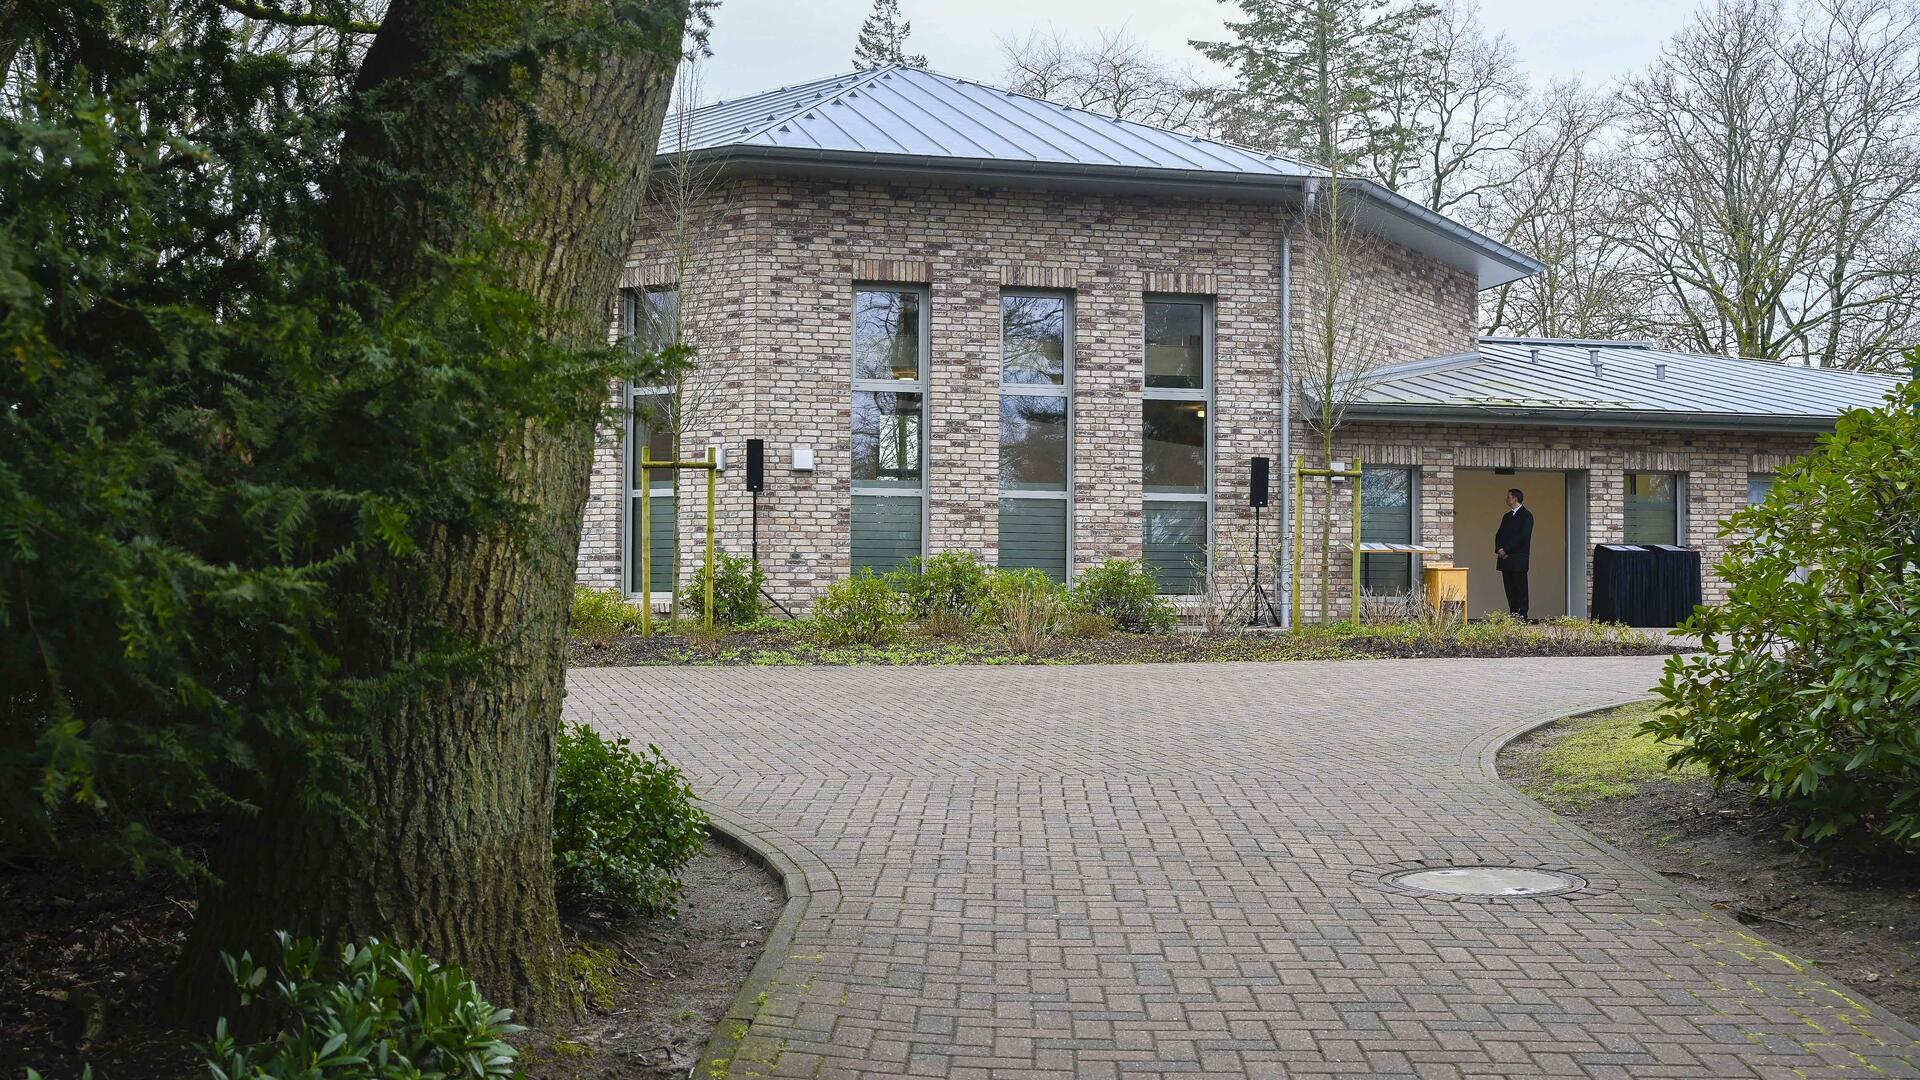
<box><xmin>997</xmin><ymin>289</ymin><xmax>1074</xmax><ymax>579</ymax></box>
<box><xmin>1140</xmin><ymin>294</ymin><xmax>1215</xmax><ymax>594</ymax></box>
<box><xmin>1359</xmin><ymin>465</ymin><xmax>1419</xmax><ymax>596</ymax></box>
<box><xmin>619</xmin><ymin>286</ymin><xmax>681</xmax><ymax>598</ymax></box>
<box><xmin>850</xmin><ymin>283</ymin><xmax>931</xmax><ymax>570</ymax></box>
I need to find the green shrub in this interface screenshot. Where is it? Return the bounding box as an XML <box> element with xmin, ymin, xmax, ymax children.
<box><xmin>1647</xmin><ymin>373</ymin><xmax>1920</xmax><ymax>849</ymax></box>
<box><xmin>205</xmin><ymin>933</ymin><xmax>521</xmax><ymax>1079</ymax></box>
<box><xmin>888</xmin><ymin>553</ymin><xmax>991</xmax><ymax>620</ymax></box>
<box><xmin>554</xmin><ymin>724</ymin><xmax>707</xmax><ymax>915</ymax></box>
<box><xmin>678</xmin><ymin>550</ymin><xmax>766</xmax><ymax>627</ymax></box>
<box><xmin>571</xmin><ymin>586</ymin><xmax>647</xmax><ymax>642</ymax></box>
<box><xmin>1062</xmin><ymin>609</ymin><xmax>1118</xmax><ymax>640</ymax></box>
<box><xmin>813</xmin><ymin>569</ymin><xmax>906</xmax><ymax>646</ymax></box>
<box><xmin>1070</xmin><ymin>559</ymin><xmax>1177</xmax><ymax>633</ymax></box>
<box><xmin>982</xmin><ymin>568</ymin><xmax>1067</xmax><ymax>652</ymax></box>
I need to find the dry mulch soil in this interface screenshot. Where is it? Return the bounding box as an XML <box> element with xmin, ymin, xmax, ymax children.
<box><xmin>1503</xmin><ymin>711</ymin><xmax>1920</xmax><ymax>1026</ymax></box>
<box><xmin>0</xmin><ymin>843</ymin><xmax>779</xmax><ymax>1080</ymax></box>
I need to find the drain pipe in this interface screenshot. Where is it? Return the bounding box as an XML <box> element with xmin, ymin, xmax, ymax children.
<box><xmin>1278</xmin><ymin>180</ymin><xmax>1314</xmax><ymax>629</ymax></box>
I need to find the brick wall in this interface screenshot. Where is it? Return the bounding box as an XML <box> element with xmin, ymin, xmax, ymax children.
<box><xmin>577</xmin><ymin>170</ymin><xmax>1812</xmax><ymax>618</ymax></box>
<box><xmin>1283</xmin><ymin>420</ymin><xmax>1817</xmax><ymax>616</ymax></box>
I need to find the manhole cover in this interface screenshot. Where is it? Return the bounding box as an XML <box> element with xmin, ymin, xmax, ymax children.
<box><xmin>1388</xmin><ymin>866</ymin><xmax>1579</xmax><ymax>897</ymax></box>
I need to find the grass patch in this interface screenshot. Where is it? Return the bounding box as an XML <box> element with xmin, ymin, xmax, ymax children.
<box><xmin>1522</xmin><ymin>702</ymin><xmax>1705</xmax><ymax>810</ymax></box>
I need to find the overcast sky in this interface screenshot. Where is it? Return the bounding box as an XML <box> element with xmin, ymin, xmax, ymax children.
<box><xmin>693</xmin><ymin>0</ymin><xmax>1697</xmax><ymax>105</ymax></box>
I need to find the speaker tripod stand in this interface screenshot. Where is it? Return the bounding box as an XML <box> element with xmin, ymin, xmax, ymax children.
<box><xmin>1246</xmin><ymin>502</ymin><xmax>1282</xmax><ymax>626</ymax></box>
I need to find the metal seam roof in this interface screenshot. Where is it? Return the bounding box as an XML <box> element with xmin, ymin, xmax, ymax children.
<box><xmin>669</xmin><ymin>66</ymin><xmax>1546</xmax><ymax>290</ymax></box>
<box><xmin>1340</xmin><ymin>339</ymin><xmax>1900</xmax><ymax>427</ymax></box>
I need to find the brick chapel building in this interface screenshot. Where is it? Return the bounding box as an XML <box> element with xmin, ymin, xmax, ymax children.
<box><xmin>575</xmin><ymin>66</ymin><xmax>1899</xmax><ymax>621</ymax></box>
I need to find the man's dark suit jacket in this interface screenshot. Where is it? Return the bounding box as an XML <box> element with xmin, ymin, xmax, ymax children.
<box><xmin>1495</xmin><ymin>505</ymin><xmax>1535</xmax><ymax>572</ymax></box>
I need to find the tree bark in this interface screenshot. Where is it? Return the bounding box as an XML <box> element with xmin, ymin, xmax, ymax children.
<box><xmin>177</xmin><ymin>0</ymin><xmax>687</xmax><ymax>1024</ymax></box>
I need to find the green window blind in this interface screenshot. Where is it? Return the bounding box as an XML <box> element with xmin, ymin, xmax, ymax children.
<box><xmin>999</xmin><ymin>498</ymin><xmax>1068</xmax><ymax>581</ymax></box>
<box><xmin>628</xmin><ymin>495</ymin><xmax>677</xmax><ymax>594</ymax></box>
<box><xmin>1144</xmin><ymin>501</ymin><xmax>1207</xmax><ymax>594</ymax></box>
<box><xmin>852</xmin><ymin>495</ymin><xmax>923</xmax><ymax>576</ymax></box>
<box><xmin>1624</xmin><ymin>472</ymin><xmax>1679</xmax><ymax>545</ymax></box>
<box><xmin>1360</xmin><ymin>468</ymin><xmax>1414</xmax><ymax>595</ymax></box>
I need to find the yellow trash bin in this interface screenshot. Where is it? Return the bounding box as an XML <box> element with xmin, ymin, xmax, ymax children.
<box><xmin>1423</xmin><ymin>563</ymin><xmax>1469</xmax><ymax>619</ymax></box>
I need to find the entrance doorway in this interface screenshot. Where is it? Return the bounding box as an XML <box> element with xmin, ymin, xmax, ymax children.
<box><xmin>1452</xmin><ymin>470</ymin><xmax>1586</xmax><ymax>619</ymax></box>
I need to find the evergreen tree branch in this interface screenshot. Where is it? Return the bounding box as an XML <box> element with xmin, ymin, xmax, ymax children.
<box><xmin>215</xmin><ymin>0</ymin><xmax>380</xmax><ymax>35</ymax></box>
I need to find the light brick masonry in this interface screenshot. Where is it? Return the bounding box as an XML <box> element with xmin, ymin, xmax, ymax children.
<box><xmin>576</xmin><ymin>173</ymin><xmax>1816</xmax><ymax>615</ymax></box>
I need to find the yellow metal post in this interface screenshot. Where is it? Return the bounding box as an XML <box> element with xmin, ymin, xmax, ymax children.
<box><xmin>639</xmin><ymin>448</ymin><xmax>652</xmax><ymax>638</ymax></box>
<box><xmin>1350</xmin><ymin>454</ymin><xmax>1364</xmax><ymax>626</ymax></box>
<box><xmin>1290</xmin><ymin>459</ymin><xmax>1304</xmax><ymax>629</ymax></box>
<box><xmin>704</xmin><ymin>447</ymin><xmax>716</xmax><ymax>631</ymax></box>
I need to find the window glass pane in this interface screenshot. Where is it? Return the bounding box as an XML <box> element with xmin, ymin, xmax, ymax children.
<box><xmin>999</xmin><ymin>395</ymin><xmax>1068</xmax><ymax>491</ymax></box>
<box><xmin>1001</xmin><ymin>295</ymin><xmax>1066</xmax><ymax>385</ymax></box>
<box><xmin>1143</xmin><ymin>501</ymin><xmax>1207</xmax><ymax>593</ymax></box>
<box><xmin>1145</xmin><ymin>300</ymin><xmax>1205</xmax><ymax>389</ymax></box>
<box><xmin>1747</xmin><ymin>473</ymin><xmax>1775</xmax><ymax>506</ymax></box>
<box><xmin>626</xmin><ymin>287</ymin><xmax>680</xmax><ymax>351</ymax></box>
<box><xmin>1143</xmin><ymin>399</ymin><xmax>1207</xmax><ymax>494</ymax></box>
<box><xmin>852</xmin><ymin>494</ymin><xmax>923</xmax><ymax>574</ymax></box>
<box><xmin>629</xmin><ymin>392</ymin><xmax>676</xmax><ymax>485</ymax></box>
<box><xmin>1360</xmin><ymin>468</ymin><xmax>1413</xmax><ymax>544</ymax></box>
<box><xmin>999</xmin><ymin>498</ymin><xmax>1068</xmax><ymax>581</ymax></box>
<box><xmin>854</xmin><ymin>290</ymin><xmax>922</xmax><ymax>380</ymax></box>
<box><xmin>1624</xmin><ymin>472</ymin><xmax>1678</xmax><ymax>545</ymax></box>
<box><xmin>852</xmin><ymin>391</ymin><xmax>923</xmax><ymax>487</ymax></box>
<box><xmin>1361</xmin><ymin>555</ymin><xmax>1413</xmax><ymax>595</ymax></box>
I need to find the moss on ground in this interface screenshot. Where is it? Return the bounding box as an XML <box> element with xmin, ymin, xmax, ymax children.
<box><xmin>568</xmin><ymin>942</ymin><xmax>620</xmax><ymax>1012</ymax></box>
<box><xmin>1523</xmin><ymin>702</ymin><xmax>1705</xmax><ymax>810</ymax></box>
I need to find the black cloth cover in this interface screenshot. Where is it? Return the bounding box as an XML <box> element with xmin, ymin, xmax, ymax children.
<box><xmin>1590</xmin><ymin>544</ymin><xmax>1701</xmax><ymax>626</ymax></box>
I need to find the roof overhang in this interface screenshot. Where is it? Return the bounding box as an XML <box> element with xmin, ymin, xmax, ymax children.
<box><xmin>670</xmin><ymin>146</ymin><xmax>1543</xmax><ymax>291</ymax></box>
<box><xmin>1340</xmin><ymin>402</ymin><xmax>1844</xmax><ymax>434</ymax></box>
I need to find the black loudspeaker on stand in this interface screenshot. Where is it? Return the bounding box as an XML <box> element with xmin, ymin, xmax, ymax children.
<box><xmin>744</xmin><ymin>439</ymin><xmax>793</xmax><ymax>618</ymax></box>
<box><xmin>1247</xmin><ymin>457</ymin><xmax>1280</xmax><ymax>626</ymax></box>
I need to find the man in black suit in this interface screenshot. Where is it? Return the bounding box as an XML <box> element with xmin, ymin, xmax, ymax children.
<box><xmin>1495</xmin><ymin>488</ymin><xmax>1534</xmax><ymax>619</ymax></box>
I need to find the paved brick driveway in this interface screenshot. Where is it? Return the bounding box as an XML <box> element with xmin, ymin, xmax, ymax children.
<box><xmin>566</xmin><ymin>658</ymin><xmax>1920</xmax><ymax>1078</ymax></box>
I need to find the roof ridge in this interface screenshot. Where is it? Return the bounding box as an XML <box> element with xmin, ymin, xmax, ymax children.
<box><xmin>896</xmin><ymin>65</ymin><xmax>1319</xmax><ymax>173</ymax></box>
<box><xmin>728</xmin><ymin>68</ymin><xmax>896</xmax><ymax>147</ymax></box>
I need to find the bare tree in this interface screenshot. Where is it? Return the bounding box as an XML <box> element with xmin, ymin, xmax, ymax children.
<box><xmin>1294</xmin><ymin>191</ymin><xmax>1403</xmax><ymax>620</ymax></box>
<box><xmin>1609</xmin><ymin>0</ymin><xmax>1920</xmax><ymax>369</ymax></box>
<box><xmin>1000</xmin><ymin>26</ymin><xmax>1212</xmax><ymax>133</ymax></box>
<box><xmin>647</xmin><ymin>57</ymin><xmax>726</xmax><ymax>618</ymax></box>
<box><xmin>1474</xmin><ymin>83</ymin><xmax>1655</xmax><ymax>339</ymax></box>
<box><xmin>1367</xmin><ymin>0</ymin><xmax>1537</xmax><ymax>214</ymax></box>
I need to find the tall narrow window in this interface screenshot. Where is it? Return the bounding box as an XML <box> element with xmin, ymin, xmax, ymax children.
<box><xmin>1142</xmin><ymin>297</ymin><xmax>1211</xmax><ymax>594</ymax></box>
<box><xmin>999</xmin><ymin>293</ymin><xmax>1071</xmax><ymax>580</ymax></box>
<box><xmin>1360</xmin><ymin>467</ymin><xmax>1415</xmax><ymax>594</ymax></box>
<box><xmin>622</xmin><ymin>287</ymin><xmax>680</xmax><ymax>596</ymax></box>
<box><xmin>852</xmin><ymin>287</ymin><xmax>927</xmax><ymax>574</ymax></box>
<box><xmin>1747</xmin><ymin>473</ymin><xmax>1776</xmax><ymax>506</ymax></box>
<box><xmin>1624</xmin><ymin>472</ymin><xmax>1682</xmax><ymax>546</ymax></box>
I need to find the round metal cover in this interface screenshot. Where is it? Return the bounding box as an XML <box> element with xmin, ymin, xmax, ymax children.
<box><xmin>1389</xmin><ymin>866</ymin><xmax>1578</xmax><ymax>897</ymax></box>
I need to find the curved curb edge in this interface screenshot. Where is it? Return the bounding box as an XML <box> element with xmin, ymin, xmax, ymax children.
<box><xmin>693</xmin><ymin>807</ymin><xmax>816</xmax><ymax>1080</ymax></box>
<box><xmin>1480</xmin><ymin>695</ymin><xmax>1920</xmax><ymax>1050</ymax></box>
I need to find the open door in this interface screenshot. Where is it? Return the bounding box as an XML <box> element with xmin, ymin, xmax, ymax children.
<box><xmin>1567</xmin><ymin>469</ymin><xmax>1589</xmax><ymax>619</ymax></box>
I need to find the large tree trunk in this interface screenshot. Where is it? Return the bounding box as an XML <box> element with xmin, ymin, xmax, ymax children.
<box><xmin>178</xmin><ymin>0</ymin><xmax>687</xmax><ymax>1023</ymax></box>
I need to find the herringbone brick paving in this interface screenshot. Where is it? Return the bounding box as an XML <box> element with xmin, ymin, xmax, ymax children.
<box><xmin>565</xmin><ymin>658</ymin><xmax>1920</xmax><ymax>1078</ymax></box>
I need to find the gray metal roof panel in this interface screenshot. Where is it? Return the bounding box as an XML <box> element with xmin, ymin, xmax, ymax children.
<box><xmin>678</xmin><ymin>67</ymin><xmax>1313</xmax><ymax>176</ymax></box>
<box><xmin>1347</xmin><ymin>339</ymin><xmax>1900</xmax><ymax>426</ymax></box>
<box><xmin>673</xmin><ymin>67</ymin><xmax>1545</xmax><ymax>290</ymax></box>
